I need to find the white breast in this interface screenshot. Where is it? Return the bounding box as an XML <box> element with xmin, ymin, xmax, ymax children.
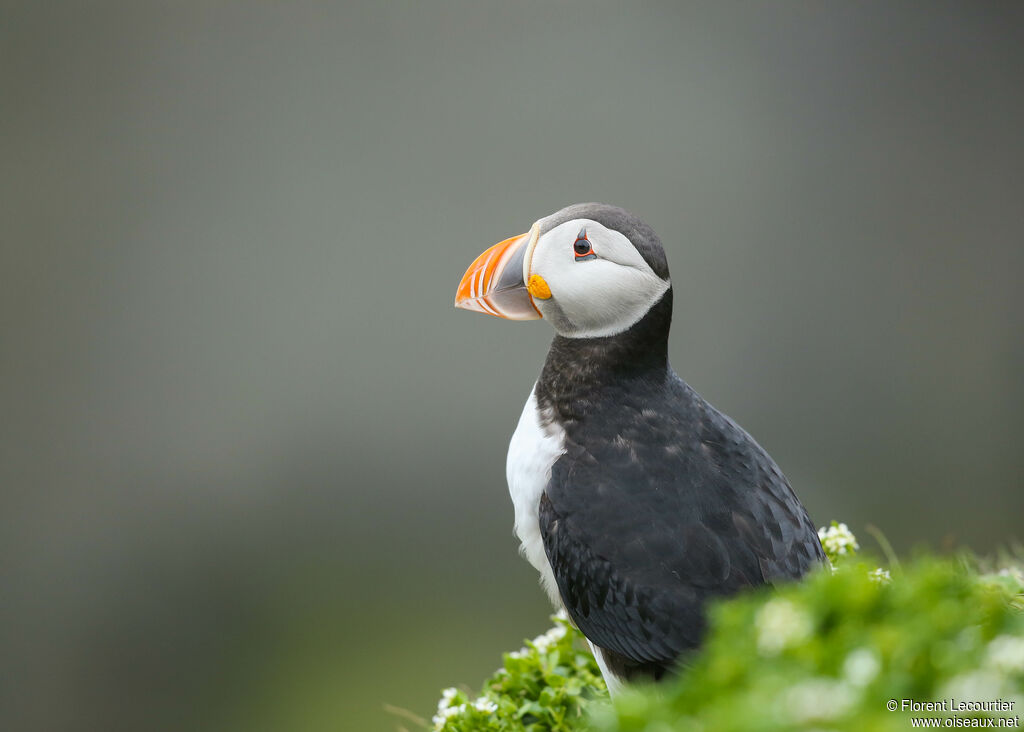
<box><xmin>506</xmin><ymin>386</ymin><xmax>566</xmax><ymax>607</ymax></box>
<box><xmin>507</xmin><ymin>388</ymin><xmax>627</xmax><ymax>696</ymax></box>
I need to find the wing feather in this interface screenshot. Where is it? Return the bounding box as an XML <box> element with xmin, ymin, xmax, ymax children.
<box><xmin>539</xmin><ymin>379</ymin><xmax>824</xmax><ymax>678</ymax></box>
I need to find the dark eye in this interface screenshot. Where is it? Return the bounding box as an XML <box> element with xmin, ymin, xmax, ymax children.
<box><xmin>573</xmin><ymin>228</ymin><xmax>596</xmax><ymax>260</ymax></box>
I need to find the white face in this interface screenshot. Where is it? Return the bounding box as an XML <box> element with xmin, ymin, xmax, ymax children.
<box><xmin>523</xmin><ymin>218</ymin><xmax>670</xmax><ymax>339</ymax></box>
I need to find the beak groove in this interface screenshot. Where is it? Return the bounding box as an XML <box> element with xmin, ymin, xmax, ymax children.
<box><xmin>454</xmin><ymin>228</ymin><xmax>542</xmax><ymax>320</ymax></box>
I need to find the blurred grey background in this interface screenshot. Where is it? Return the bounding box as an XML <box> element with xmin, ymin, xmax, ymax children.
<box><xmin>2</xmin><ymin>2</ymin><xmax>1022</xmax><ymax>730</ymax></box>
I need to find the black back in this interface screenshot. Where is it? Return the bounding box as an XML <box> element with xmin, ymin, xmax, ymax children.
<box><xmin>536</xmin><ymin>289</ymin><xmax>825</xmax><ymax>681</ymax></box>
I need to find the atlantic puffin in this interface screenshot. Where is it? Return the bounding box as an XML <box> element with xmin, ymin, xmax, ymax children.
<box><xmin>454</xmin><ymin>203</ymin><xmax>825</xmax><ymax>694</ymax></box>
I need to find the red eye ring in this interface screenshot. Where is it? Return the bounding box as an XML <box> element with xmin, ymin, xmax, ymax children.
<box><xmin>573</xmin><ymin>240</ymin><xmax>593</xmax><ymax>257</ymax></box>
<box><xmin>573</xmin><ymin>227</ymin><xmax>595</xmax><ymax>259</ymax></box>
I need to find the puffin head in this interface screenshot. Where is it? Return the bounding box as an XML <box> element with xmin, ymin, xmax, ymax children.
<box><xmin>455</xmin><ymin>203</ymin><xmax>671</xmax><ymax>339</ymax></box>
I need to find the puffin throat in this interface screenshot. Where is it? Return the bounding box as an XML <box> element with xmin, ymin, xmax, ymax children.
<box><xmin>535</xmin><ymin>288</ymin><xmax>673</xmax><ymax>418</ymax></box>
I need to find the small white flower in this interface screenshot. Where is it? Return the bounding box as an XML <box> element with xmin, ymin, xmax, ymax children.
<box><xmin>785</xmin><ymin>678</ymin><xmax>855</xmax><ymax>722</ymax></box>
<box><xmin>985</xmin><ymin>635</ymin><xmax>1024</xmax><ymax>674</ymax></box>
<box><xmin>532</xmin><ymin>634</ymin><xmax>553</xmax><ymax>652</ymax></box>
<box><xmin>554</xmin><ymin>608</ymin><xmax>570</xmax><ymax>621</ymax></box>
<box><xmin>432</xmin><ymin>703</ymin><xmax>466</xmax><ymax>730</ymax></box>
<box><xmin>531</xmin><ymin>623</ymin><xmax>568</xmax><ymax>652</ymax></box>
<box><xmin>868</xmin><ymin>567</ymin><xmax>891</xmax><ymax>584</ymax></box>
<box><xmin>997</xmin><ymin>567</ymin><xmax>1024</xmax><ymax>585</ymax></box>
<box><xmin>817</xmin><ymin>522</ymin><xmax>859</xmax><ymax>558</ymax></box>
<box><xmin>756</xmin><ymin>598</ymin><xmax>813</xmax><ymax>656</ymax></box>
<box><xmin>939</xmin><ymin>670</ymin><xmax>1006</xmax><ymax>702</ymax></box>
<box><xmin>433</xmin><ymin>689</ymin><xmax>465</xmax><ymax>729</ymax></box>
<box><xmin>843</xmin><ymin>647</ymin><xmax>881</xmax><ymax>686</ymax></box>
<box><xmin>473</xmin><ymin>697</ymin><xmax>498</xmax><ymax>713</ymax></box>
<box><xmin>507</xmin><ymin>647</ymin><xmax>528</xmax><ymax>659</ymax></box>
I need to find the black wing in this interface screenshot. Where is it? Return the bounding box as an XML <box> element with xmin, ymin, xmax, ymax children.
<box><xmin>539</xmin><ymin>378</ymin><xmax>824</xmax><ymax>679</ymax></box>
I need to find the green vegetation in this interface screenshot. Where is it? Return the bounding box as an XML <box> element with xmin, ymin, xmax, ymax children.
<box><xmin>423</xmin><ymin>610</ymin><xmax>605</xmax><ymax>731</ymax></box>
<box><xmin>422</xmin><ymin>525</ymin><xmax>1024</xmax><ymax>731</ymax></box>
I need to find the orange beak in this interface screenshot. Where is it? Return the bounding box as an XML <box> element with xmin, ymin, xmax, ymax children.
<box><xmin>454</xmin><ymin>227</ymin><xmax>542</xmax><ymax>320</ymax></box>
